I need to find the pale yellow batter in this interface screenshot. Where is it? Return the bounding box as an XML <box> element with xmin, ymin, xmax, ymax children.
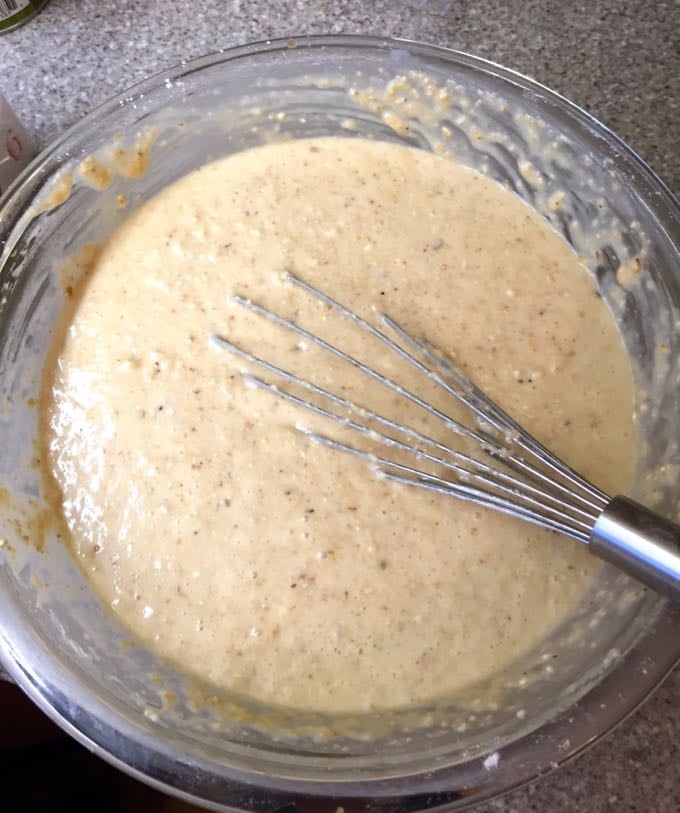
<box><xmin>43</xmin><ymin>137</ymin><xmax>636</xmax><ymax>713</ymax></box>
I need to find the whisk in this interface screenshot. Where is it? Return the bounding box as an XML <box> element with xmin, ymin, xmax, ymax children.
<box><xmin>214</xmin><ymin>273</ymin><xmax>680</xmax><ymax>602</ymax></box>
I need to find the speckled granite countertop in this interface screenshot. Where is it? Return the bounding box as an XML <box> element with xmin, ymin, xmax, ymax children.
<box><xmin>1</xmin><ymin>1</ymin><xmax>678</xmax><ymax>811</ymax></box>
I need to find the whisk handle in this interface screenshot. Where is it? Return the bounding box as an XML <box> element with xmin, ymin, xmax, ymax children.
<box><xmin>591</xmin><ymin>496</ymin><xmax>680</xmax><ymax>601</ymax></box>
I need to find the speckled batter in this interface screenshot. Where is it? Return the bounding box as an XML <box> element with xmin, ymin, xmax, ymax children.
<box><xmin>43</xmin><ymin>137</ymin><xmax>636</xmax><ymax>713</ymax></box>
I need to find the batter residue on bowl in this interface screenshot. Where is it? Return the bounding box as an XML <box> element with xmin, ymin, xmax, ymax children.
<box><xmin>42</xmin><ymin>137</ymin><xmax>636</xmax><ymax>713</ymax></box>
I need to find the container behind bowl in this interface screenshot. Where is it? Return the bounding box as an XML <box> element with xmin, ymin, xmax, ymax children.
<box><xmin>0</xmin><ymin>38</ymin><xmax>678</xmax><ymax>811</ymax></box>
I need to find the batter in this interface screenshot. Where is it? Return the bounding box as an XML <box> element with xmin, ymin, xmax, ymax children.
<box><xmin>43</xmin><ymin>138</ymin><xmax>636</xmax><ymax>713</ymax></box>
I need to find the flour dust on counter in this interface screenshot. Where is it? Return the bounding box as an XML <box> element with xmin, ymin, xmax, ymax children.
<box><xmin>42</xmin><ymin>137</ymin><xmax>636</xmax><ymax>713</ymax></box>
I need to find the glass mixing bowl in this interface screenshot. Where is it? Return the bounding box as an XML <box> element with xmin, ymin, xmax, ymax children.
<box><xmin>0</xmin><ymin>35</ymin><xmax>678</xmax><ymax>812</ymax></box>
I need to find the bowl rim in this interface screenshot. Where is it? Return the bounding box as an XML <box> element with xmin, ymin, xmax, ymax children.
<box><xmin>1</xmin><ymin>32</ymin><xmax>679</xmax><ymax>813</ymax></box>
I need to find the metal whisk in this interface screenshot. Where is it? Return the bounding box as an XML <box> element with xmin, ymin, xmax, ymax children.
<box><xmin>214</xmin><ymin>273</ymin><xmax>680</xmax><ymax>602</ymax></box>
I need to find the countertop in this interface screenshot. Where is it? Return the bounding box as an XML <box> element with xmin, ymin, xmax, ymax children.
<box><xmin>1</xmin><ymin>1</ymin><xmax>679</xmax><ymax>811</ymax></box>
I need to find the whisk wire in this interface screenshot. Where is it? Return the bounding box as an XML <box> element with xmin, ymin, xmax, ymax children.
<box><xmin>216</xmin><ymin>276</ymin><xmax>612</xmax><ymax>544</ymax></box>
<box><xmin>288</xmin><ymin>273</ymin><xmax>609</xmax><ymax>511</ymax></box>
<box><xmin>240</xmin><ymin>367</ymin><xmax>595</xmax><ymax>536</ymax></box>
<box><xmin>214</xmin><ymin>274</ymin><xmax>680</xmax><ymax>602</ymax></box>
<box><xmin>381</xmin><ymin>471</ymin><xmax>592</xmax><ymax>542</ymax></box>
<box><xmin>215</xmin><ymin>332</ymin><xmax>598</xmax><ymax>532</ymax></box>
<box><xmin>380</xmin><ymin>311</ymin><xmax>609</xmax><ymax>508</ymax></box>
<box><xmin>230</xmin><ymin>293</ymin><xmax>483</xmax><ymax>448</ymax></box>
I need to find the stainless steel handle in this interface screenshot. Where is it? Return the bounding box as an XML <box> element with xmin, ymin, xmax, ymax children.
<box><xmin>590</xmin><ymin>496</ymin><xmax>680</xmax><ymax>602</ymax></box>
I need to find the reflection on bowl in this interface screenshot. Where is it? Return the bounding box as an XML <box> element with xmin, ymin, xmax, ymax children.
<box><xmin>0</xmin><ymin>35</ymin><xmax>678</xmax><ymax>812</ymax></box>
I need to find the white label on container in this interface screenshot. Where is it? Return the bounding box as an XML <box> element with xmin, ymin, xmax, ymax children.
<box><xmin>0</xmin><ymin>95</ymin><xmax>36</xmax><ymax>198</ymax></box>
